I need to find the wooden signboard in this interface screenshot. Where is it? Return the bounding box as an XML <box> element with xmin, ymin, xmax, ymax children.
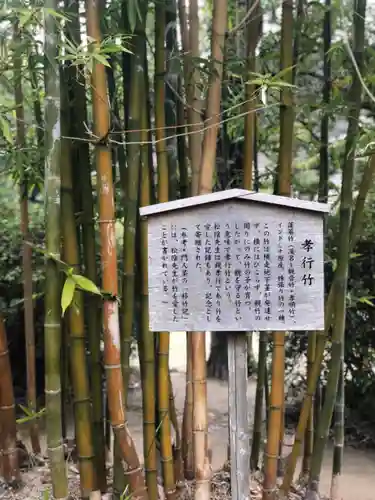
<box><xmin>140</xmin><ymin>189</ymin><xmax>329</xmax><ymax>500</ymax></box>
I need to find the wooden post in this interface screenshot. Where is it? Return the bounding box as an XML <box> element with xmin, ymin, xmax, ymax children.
<box><xmin>228</xmin><ymin>332</ymin><xmax>250</xmax><ymax>500</ymax></box>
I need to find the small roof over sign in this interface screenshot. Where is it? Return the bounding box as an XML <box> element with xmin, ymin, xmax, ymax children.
<box><xmin>139</xmin><ymin>189</ymin><xmax>329</xmax><ymax>218</ymax></box>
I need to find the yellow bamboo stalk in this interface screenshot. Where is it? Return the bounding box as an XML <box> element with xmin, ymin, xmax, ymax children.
<box><xmin>262</xmin><ymin>2</ymin><xmax>294</xmax><ymax>497</ymax></box>
<box><xmin>85</xmin><ymin>1</ymin><xmax>147</xmax><ymax>497</ymax></box>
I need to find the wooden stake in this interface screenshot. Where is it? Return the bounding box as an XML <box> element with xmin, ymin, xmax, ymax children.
<box><xmin>228</xmin><ymin>332</ymin><xmax>250</xmax><ymax>500</ymax></box>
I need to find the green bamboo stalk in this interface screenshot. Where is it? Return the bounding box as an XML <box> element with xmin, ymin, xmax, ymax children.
<box><xmin>155</xmin><ymin>0</ymin><xmax>169</xmax><ymax>203</ymax></box>
<box><xmin>165</xmin><ymin>0</ymin><xmax>179</xmax><ymax>201</ymax></box>
<box><xmin>302</xmin><ymin>334</ymin><xmax>315</xmax><ymax>477</ymax></box>
<box><xmin>43</xmin><ymin>1</ymin><xmax>68</xmax><ymax>495</ymax></box>
<box><xmin>155</xmin><ymin>2</ymin><xmax>177</xmax><ymax>496</ymax></box>
<box><xmin>60</xmin><ymin>82</ymin><xmax>97</xmax><ymax>497</ymax></box>
<box><xmin>250</xmin><ymin>332</ymin><xmax>268</xmax><ymax>471</ymax></box>
<box><xmin>64</xmin><ymin>0</ymin><xmax>107</xmax><ymax>488</ymax></box>
<box><xmin>121</xmin><ymin>10</ymin><xmax>146</xmax><ymax>401</ymax></box>
<box><xmin>313</xmin><ymin>0</ymin><xmax>331</xmax><ymax>464</ymax></box>
<box><xmin>176</xmin><ymin>86</ymin><xmax>189</xmax><ymax>198</ymax></box>
<box><xmin>330</xmin><ymin>362</ymin><xmax>344</xmax><ymax>500</ymax></box>
<box><xmin>177</xmin><ymin>0</ymin><xmax>195</xmax><ymax>478</ymax></box>
<box><xmin>139</xmin><ymin>92</ymin><xmax>158</xmax><ymax>500</ymax></box>
<box><xmin>308</xmin><ymin>1</ymin><xmax>366</xmax><ymax>495</ymax></box>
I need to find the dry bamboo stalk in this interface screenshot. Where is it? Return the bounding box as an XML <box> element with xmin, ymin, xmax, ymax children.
<box><xmin>0</xmin><ymin>314</ymin><xmax>20</xmax><ymax>485</ymax></box>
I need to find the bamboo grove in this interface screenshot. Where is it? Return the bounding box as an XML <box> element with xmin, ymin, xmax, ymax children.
<box><xmin>0</xmin><ymin>0</ymin><xmax>374</xmax><ymax>499</ymax></box>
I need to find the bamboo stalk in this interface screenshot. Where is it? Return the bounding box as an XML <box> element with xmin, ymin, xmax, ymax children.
<box><xmin>139</xmin><ymin>73</ymin><xmax>158</xmax><ymax>500</ymax></box>
<box><xmin>65</xmin><ymin>0</ymin><xmax>106</xmax><ymax>487</ymax></box>
<box><xmin>188</xmin><ymin>0</ymin><xmax>204</xmax><ymax>194</ymax></box>
<box><xmin>155</xmin><ymin>0</ymin><xmax>169</xmax><ymax>204</ymax></box>
<box><xmin>85</xmin><ymin>2</ymin><xmax>147</xmax><ymax>497</ymax></box>
<box><xmin>121</xmin><ymin>22</ymin><xmax>143</xmax><ymax>400</ymax></box>
<box><xmin>60</xmin><ymin>84</ymin><xmax>96</xmax><ymax>497</ymax></box>
<box><xmin>158</xmin><ymin>334</ymin><xmax>177</xmax><ymax>500</ymax></box>
<box><xmin>43</xmin><ymin>3</ymin><xmax>68</xmax><ymax>496</ymax></box>
<box><xmin>302</xmin><ymin>333</ymin><xmax>316</xmax><ymax>477</ymax></box>
<box><xmin>0</xmin><ymin>314</ymin><xmax>20</xmax><ymax>485</ymax></box>
<box><xmin>198</xmin><ymin>0</ymin><xmax>228</xmax><ymax>195</ymax></box>
<box><xmin>177</xmin><ymin>0</ymin><xmax>196</xmax><ymax>478</ymax></box>
<box><xmin>155</xmin><ymin>2</ymin><xmax>177</xmax><ymax>496</ymax></box>
<box><xmin>243</xmin><ymin>0</ymin><xmax>259</xmax><ymax>190</ymax></box>
<box><xmin>165</xmin><ymin>0</ymin><xmax>179</xmax><ymax>201</ymax></box>
<box><xmin>13</xmin><ymin>20</ymin><xmax>40</xmax><ymax>455</ymax></box>
<box><xmin>263</xmin><ymin>2</ymin><xmax>293</xmax><ymax>498</ymax></box>
<box><xmin>176</xmin><ymin>89</ymin><xmax>189</xmax><ymax>198</ymax></box>
<box><xmin>193</xmin><ymin>4</ymin><xmax>227</xmax><ymax>499</ymax></box>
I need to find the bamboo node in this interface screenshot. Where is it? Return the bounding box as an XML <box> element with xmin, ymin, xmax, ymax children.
<box><xmin>77</xmin><ymin>454</ymin><xmax>96</xmax><ymax>461</ymax></box>
<box><xmin>263</xmin><ymin>486</ymin><xmax>277</xmax><ymax>494</ymax></box>
<box><xmin>104</xmin><ymin>363</ymin><xmax>122</xmax><ymax>370</ymax></box>
<box><xmin>45</xmin><ymin>388</ymin><xmax>62</xmax><ymax>395</ymax></box>
<box><xmin>1</xmin><ymin>447</ymin><xmax>18</xmax><ymax>456</ymax></box>
<box><xmin>192</xmin><ymin>377</ymin><xmax>206</xmax><ymax>384</ymax></box>
<box><xmin>0</xmin><ymin>404</ymin><xmax>15</xmax><ymax>410</ymax></box>
<box><xmin>124</xmin><ymin>466</ymin><xmax>143</xmax><ymax>476</ymax></box>
<box><xmin>144</xmin><ymin>467</ymin><xmax>158</xmax><ymax>473</ymax></box>
<box><xmin>44</xmin><ymin>323</ymin><xmax>61</xmax><ymax>328</ymax></box>
<box><xmin>160</xmin><ymin>456</ymin><xmax>173</xmax><ymax>464</ymax></box>
<box><xmin>97</xmin><ymin>218</ymin><xmax>115</xmax><ymax>224</ymax></box>
<box><xmin>263</xmin><ymin>451</ymin><xmax>278</xmax><ymax>459</ymax></box>
<box><xmin>73</xmin><ymin>397</ymin><xmax>92</xmax><ymax>405</ymax></box>
<box><xmin>0</xmin><ymin>349</ymin><xmax>9</xmax><ymax>357</ymax></box>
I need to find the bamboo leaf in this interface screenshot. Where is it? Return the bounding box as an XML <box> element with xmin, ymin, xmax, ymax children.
<box><xmin>61</xmin><ymin>276</ymin><xmax>76</xmax><ymax>316</ymax></box>
<box><xmin>18</xmin><ymin>404</ymin><xmax>33</xmax><ymax>417</ymax></box>
<box><xmin>127</xmin><ymin>0</ymin><xmax>137</xmax><ymax>32</ymax></box>
<box><xmin>93</xmin><ymin>52</ymin><xmax>111</xmax><ymax>67</ymax></box>
<box><xmin>358</xmin><ymin>296</ymin><xmax>375</xmax><ymax>307</ymax></box>
<box><xmin>0</xmin><ymin>116</ymin><xmax>13</xmax><ymax>144</ymax></box>
<box><xmin>72</xmin><ymin>274</ymin><xmax>101</xmax><ymax>295</ymax></box>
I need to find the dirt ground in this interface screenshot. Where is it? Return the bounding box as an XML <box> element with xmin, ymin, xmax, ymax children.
<box><xmin>5</xmin><ymin>332</ymin><xmax>375</xmax><ymax>499</ymax></box>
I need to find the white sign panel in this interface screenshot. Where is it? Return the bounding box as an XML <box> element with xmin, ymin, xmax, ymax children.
<box><xmin>146</xmin><ymin>201</ymin><xmax>324</xmax><ymax>332</ymax></box>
